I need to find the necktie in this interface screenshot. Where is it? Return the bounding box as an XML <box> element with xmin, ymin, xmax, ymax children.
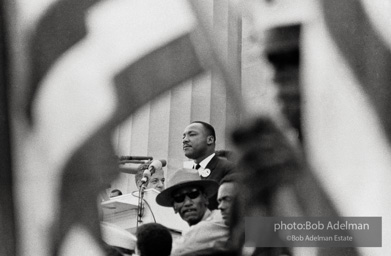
<box><xmin>194</xmin><ymin>164</ymin><xmax>201</xmax><ymax>170</ymax></box>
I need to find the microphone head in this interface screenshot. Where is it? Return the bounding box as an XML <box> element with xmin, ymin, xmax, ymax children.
<box><xmin>159</xmin><ymin>159</ymin><xmax>167</xmax><ymax>167</ymax></box>
<box><xmin>141</xmin><ymin>169</ymin><xmax>152</xmax><ymax>184</ymax></box>
<box><xmin>149</xmin><ymin>159</ymin><xmax>167</xmax><ymax>169</ymax></box>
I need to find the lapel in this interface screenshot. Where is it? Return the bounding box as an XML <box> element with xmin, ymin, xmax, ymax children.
<box><xmin>205</xmin><ymin>155</ymin><xmax>218</xmax><ymax>171</ymax></box>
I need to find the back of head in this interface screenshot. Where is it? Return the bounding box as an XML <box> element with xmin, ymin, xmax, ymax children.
<box><xmin>109</xmin><ymin>189</ymin><xmax>123</xmax><ymax>198</ymax></box>
<box><xmin>136</xmin><ymin>223</ymin><xmax>172</xmax><ymax>256</ymax></box>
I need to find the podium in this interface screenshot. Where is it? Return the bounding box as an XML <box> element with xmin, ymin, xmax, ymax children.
<box><xmin>101</xmin><ymin>188</ymin><xmax>188</xmax><ymax>236</ymax></box>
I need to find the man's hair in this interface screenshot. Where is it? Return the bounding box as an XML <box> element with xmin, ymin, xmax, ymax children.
<box><xmin>136</xmin><ymin>223</ymin><xmax>172</xmax><ymax>256</ymax></box>
<box><xmin>191</xmin><ymin>121</ymin><xmax>216</xmax><ymax>143</ymax></box>
<box><xmin>220</xmin><ymin>172</ymin><xmax>240</xmax><ymax>186</ymax></box>
<box><xmin>110</xmin><ymin>189</ymin><xmax>123</xmax><ymax>197</ymax></box>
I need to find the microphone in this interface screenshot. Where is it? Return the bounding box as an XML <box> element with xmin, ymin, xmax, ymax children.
<box><xmin>119</xmin><ymin>156</ymin><xmax>153</xmax><ymax>161</ymax></box>
<box><xmin>141</xmin><ymin>159</ymin><xmax>167</xmax><ymax>184</ymax></box>
<box><xmin>118</xmin><ymin>165</ymin><xmax>140</xmax><ymax>174</ymax></box>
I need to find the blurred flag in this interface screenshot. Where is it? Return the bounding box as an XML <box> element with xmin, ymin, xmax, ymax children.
<box><xmin>232</xmin><ymin>1</ymin><xmax>391</xmax><ymax>255</ymax></box>
<box><xmin>321</xmin><ymin>0</ymin><xmax>391</xmax><ymax>142</ymax></box>
<box><xmin>7</xmin><ymin>0</ymin><xmax>207</xmax><ymax>255</ymax></box>
<box><xmin>302</xmin><ymin>0</ymin><xmax>391</xmax><ymax>255</ymax></box>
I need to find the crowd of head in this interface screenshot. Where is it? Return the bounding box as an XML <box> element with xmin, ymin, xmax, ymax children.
<box><xmin>104</xmin><ymin>121</ymin><xmax>241</xmax><ymax>255</ymax></box>
<box><xmin>144</xmin><ymin>167</ymin><xmax>238</xmax><ymax>256</ymax></box>
<box><xmin>104</xmin><ymin>119</ymin><xmax>296</xmax><ymax>255</ymax></box>
<box><xmin>140</xmin><ymin>121</ymin><xmax>239</xmax><ymax>255</ymax></box>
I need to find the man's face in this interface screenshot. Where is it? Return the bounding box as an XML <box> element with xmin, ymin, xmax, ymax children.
<box><xmin>217</xmin><ymin>182</ymin><xmax>235</xmax><ymax>226</ymax></box>
<box><xmin>147</xmin><ymin>168</ymin><xmax>165</xmax><ymax>192</ymax></box>
<box><xmin>182</xmin><ymin>123</ymin><xmax>211</xmax><ymax>161</ymax></box>
<box><xmin>172</xmin><ymin>186</ymin><xmax>208</xmax><ymax>226</ymax></box>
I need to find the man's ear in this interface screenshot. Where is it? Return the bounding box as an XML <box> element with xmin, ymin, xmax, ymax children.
<box><xmin>173</xmin><ymin>205</ymin><xmax>179</xmax><ymax>214</ymax></box>
<box><xmin>206</xmin><ymin>135</ymin><xmax>214</xmax><ymax>145</ymax></box>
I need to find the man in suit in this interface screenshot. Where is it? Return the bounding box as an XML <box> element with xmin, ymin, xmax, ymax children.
<box><xmin>182</xmin><ymin>121</ymin><xmax>236</xmax><ymax>209</ymax></box>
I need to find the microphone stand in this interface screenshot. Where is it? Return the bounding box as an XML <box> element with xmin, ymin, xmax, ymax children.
<box><xmin>137</xmin><ymin>180</ymin><xmax>147</xmax><ymax>229</ymax></box>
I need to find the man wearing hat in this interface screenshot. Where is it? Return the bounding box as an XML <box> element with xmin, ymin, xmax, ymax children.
<box><xmin>156</xmin><ymin>168</ymin><xmax>229</xmax><ymax>255</ymax></box>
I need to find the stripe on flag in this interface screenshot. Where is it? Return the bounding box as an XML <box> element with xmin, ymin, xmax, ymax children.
<box><xmin>28</xmin><ymin>0</ymin><xmax>102</xmax><ymax>122</ymax></box>
<box><xmin>321</xmin><ymin>0</ymin><xmax>391</xmax><ymax>142</ymax></box>
<box><xmin>0</xmin><ymin>1</ymin><xmax>16</xmax><ymax>254</ymax></box>
<box><xmin>113</xmin><ymin>34</ymin><xmax>203</xmax><ymax>121</ymax></box>
<box><xmin>18</xmin><ymin>0</ymin><xmax>205</xmax><ymax>255</ymax></box>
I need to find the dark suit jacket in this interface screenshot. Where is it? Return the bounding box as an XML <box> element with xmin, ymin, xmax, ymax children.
<box><xmin>203</xmin><ymin>155</ymin><xmax>236</xmax><ymax>210</ymax></box>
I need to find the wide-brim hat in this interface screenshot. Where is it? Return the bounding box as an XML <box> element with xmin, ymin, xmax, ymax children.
<box><xmin>156</xmin><ymin>168</ymin><xmax>219</xmax><ymax>207</ymax></box>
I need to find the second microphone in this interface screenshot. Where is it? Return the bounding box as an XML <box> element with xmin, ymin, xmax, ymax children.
<box><xmin>141</xmin><ymin>159</ymin><xmax>167</xmax><ymax>185</ymax></box>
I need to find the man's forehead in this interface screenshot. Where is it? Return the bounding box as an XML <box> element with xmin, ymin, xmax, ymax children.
<box><xmin>151</xmin><ymin>168</ymin><xmax>164</xmax><ymax>177</ymax></box>
<box><xmin>218</xmin><ymin>182</ymin><xmax>235</xmax><ymax>196</ymax></box>
<box><xmin>184</xmin><ymin>123</ymin><xmax>204</xmax><ymax>133</ymax></box>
